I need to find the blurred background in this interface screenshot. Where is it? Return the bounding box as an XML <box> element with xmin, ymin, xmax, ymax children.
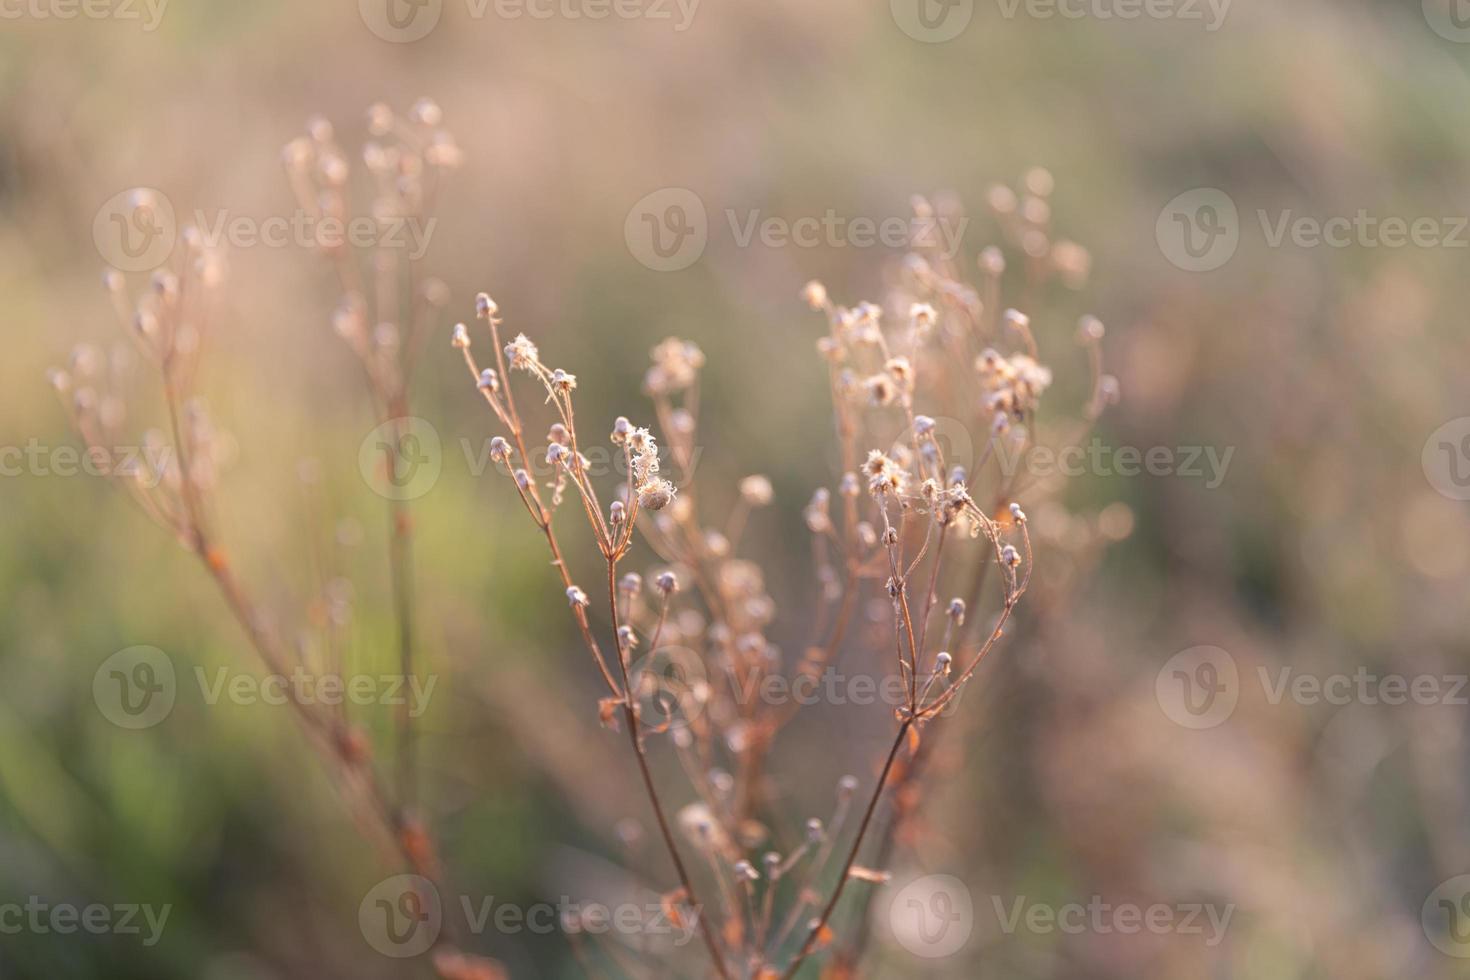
<box><xmin>3</xmin><ymin>0</ymin><xmax>1470</xmax><ymax>976</ymax></box>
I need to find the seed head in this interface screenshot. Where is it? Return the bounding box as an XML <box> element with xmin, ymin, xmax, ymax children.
<box><xmin>884</xmin><ymin>356</ymin><xmax>913</xmax><ymax>387</ymax></box>
<box><xmin>739</xmin><ymin>475</ymin><xmax>774</xmax><ymax>507</ymax></box>
<box><xmin>837</xmin><ymin>775</ymin><xmax>858</xmax><ymax>799</ymax></box>
<box><xmin>609</xmin><ymin>500</ymin><xmax>626</xmax><ymax>524</ymax></box>
<box><xmin>478</xmin><ymin>368</ymin><xmax>499</xmax><ymax>391</ymax></box>
<box><xmin>914</xmin><ymin>415</ymin><xmax>936</xmax><ymax>437</ymax></box>
<box><xmin>551</xmin><ymin>368</ymin><xmax>577</xmax><ymax>392</ymax></box>
<box><xmin>733</xmin><ymin>860</ymin><xmax>759</xmax><ymax>883</ymax></box>
<box><xmin>806</xmin><ymin>818</ymin><xmax>826</xmax><ymax>843</ymax></box>
<box><xmin>655</xmin><ymin>570</ymin><xmax>678</xmax><ymax>595</ymax></box>
<box><xmin>620</xmin><ymin>572</ymin><xmax>643</xmax><ymax>595</ymax></box>
<box><xmin>566</xmin><ymin>585</ymin><xmax>589</xmax><ymax>608</ymax></box>
<box><xmin>489</xmin><ymin>436</ymin><xmax>512</xmax><ymax>462</ymax></box>
<box><xmin>1001</xmin><ymin>544</ymin><xmax>1021</xmax><ymax>568</ymax></box>
<box><xmin>935</xmin><ymin>651</ymin><xmax>952</xmax><ymax>672</ymax></box>
<box><xmin>410</xmin><ymin>97</ymin><xmax>443</xmax><ymax>127</ymax></box>
<box><xmin>367</xmin><ymin>102</ymin><xmax>393</xmax><ymax>136</ymax></box>
<box><xmin>863</xmin><ymin>450</ymin><xmax>907</xmax><ymax>497</ymax></box>
<box><xmin>1009</xmin><ymin>502</ymin><xmax>1026</xmax><ymax>523</ymax></box>
<box><xmin>505</xmin><ymin>334</ymin><xmax>539</xmax><ymax>371</ymax></box>
<box><xmin>804</xmin><ymin>488</ymin><xmax>832</xmax><ymax>533</ymax></box>
<box><xmin>802</xmin><ymin>280</ymin><xmax>828</xmax><ymax>310</ymax></box>
<box><xmin>475</xmin><ymin>293</ymin><xmax>498</xmax><ymax>319</ymax></box>
<box><xmin>947</xmin><ymin>598</ymin><xmax>966</xmax><ymax>622</ymax></box>
<box><xmin>638</xmin><ymin>478</ymin><xmax>676</xmax><ymax>511</ymax></box>
<box><xmin>451</xmin><ymin>323</ymin><xmax>471</xmax><ymax>349</ymax></box>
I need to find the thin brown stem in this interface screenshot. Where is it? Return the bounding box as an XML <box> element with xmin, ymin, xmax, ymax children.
<box><xmin>780</xmin><ymin>719</ymin><xmax>912</xmax><ymax>979</ymax></box>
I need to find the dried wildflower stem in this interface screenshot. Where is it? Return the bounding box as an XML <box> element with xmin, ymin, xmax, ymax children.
<box><xmin>153</xmin><ymin>365</ymin><xmax>442</xmax><ymax>905</ymax></box>
<box><xmin>461</xmin><ymin>307</ymin><xmax>730</xmax><ymax>979</ymax></box>
<box><xmin>780</xmin><ymin>718</ymin><xmax>912</xmax><ymax>980</ymax></box>
<box><xmin>606</xmin><ymin>552</ymin><xmax>734</xmax><ymax>980</ymax></box>
<box><xmin>458</xmin><ymin>328</ymin><xmax>622</xmax><ymax>698</ymax></box>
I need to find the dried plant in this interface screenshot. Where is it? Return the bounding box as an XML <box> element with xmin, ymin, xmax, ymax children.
<box><xmin>56</xmin><ymin>92</ymin><xmax>1114</xmax><ymax>977</ymax></box>
<box><xmin>53</xmin><ymin>104</ymin><xmax>501</xmax><ymax>978</ymax></box>
<box><xmin>453</xmin><ymin>172</ymin><xmax>1115</xmax><ymax>977</ymax></box>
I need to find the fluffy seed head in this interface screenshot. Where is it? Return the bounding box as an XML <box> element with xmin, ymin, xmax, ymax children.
<box><xmin>638</xmin><ymin>479</ymin><xmax>676</xmax><ymax>511</ymax></box>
